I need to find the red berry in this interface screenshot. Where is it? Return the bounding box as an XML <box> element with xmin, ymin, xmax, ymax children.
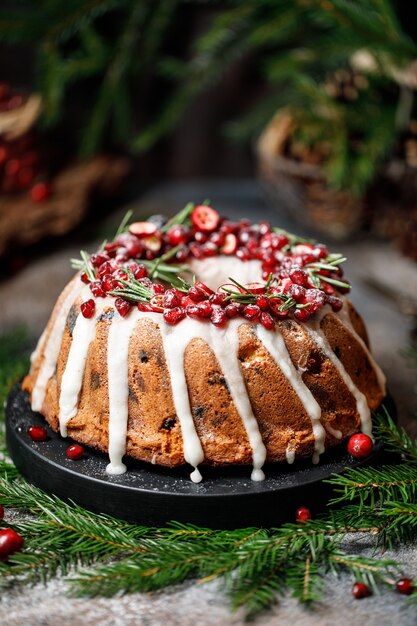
<box><xmin>163</xmin><ymin>289</ymin><xmax>181</xmax><ymax>308</ymax></box>
<box><xmin>66</xmin><ymin>444</ymin><xmax>84</xmax><ymax>460</ymax></box>
<box><xmin>152</xmin><ymin>283</ymin><xmax>166</xmax><ymax>295</ymax></box>
<box><xmin>255</xmin><ymin>295</ymin><xmax>270</xmax><ymax>311</ymax></box>
<box><xmin>209</xmin><ymin>292</ymin><xmax>225</xmax><ymax>306</ymax></box>
<box><xmin>195</xmin><ymin>281</ymin><xmax>215</xmax><ymax>297</ymax></box>
<box><xmin>28</xmin><ymin>425</ymin><xmax>48</xmax><ymax>442</ymax></box>
<box><xmin>80</xmin><ymin>272</ymin><xmax>90</xmax><ymax>284</ymax></box>
<box><xmin>149</xmin><ymin>295</ymin><xmax>165</xmax><ymax>312</ymax></box>
<box><xmin>327</xmin><ymin>295</ymin><xmax>343</xmax><ymax>312</ymax></box>
<box><xmin>289</xmin><ymin>268</ymin><xmax>309</xmax><ymax>286</ymax></box>
<box><xmin>0</xmin><ymin>528</ymin><xmax>24</xmax><ymax>561</ymax></box>
<box><xmin>5</xmin><ymin>158</ymin><xmax>21</xmax><ymax>177</ymax></box>
<box><xmin>295</xmin><ymin>506</ymin><xmax>311</xmax><ymax>523</ymax></box>
<box><xmin>134</xmin><ymin>264</ymin><xmax>148</xmax><ymax>279</ymax></box>
<box><xmin>115</xmin><ymin>298</ymin><xmax>131</xmax><ymax>317</ymax></box>
<box><xmin>30</xmin><ymin>182</ymin><xmax>51</xmax><ymax>203</ymax></box>
<box><xmin>90</xmin><ymin>281</ymin><xmax>105</xmax><ymax>298</ymax></box>
<box><xmin>260</xmin><ymin>312</ymin><xmax>275</xmax><ymax>330</ymax></box>
<box><xmin>129</xmin><ymin>221</ymin><xmax>157</xmax><ymax>237</ymax></box>
<box><xmin>194</xmin><ymin>231</ymin><xmax>208</xmax><ymax>243</ymax></box>
<box><xmin>0</xmin><ymin>505</ymin><xmax>3</xmax><ymax>520</ymax></box>
<box><xmin>225</xmin><ymin>303</ymin><xmax>241</xmax><ymax>318</ymax></box>
<box><xmin>91</xmin><ymin>252</ymin><xmax>109</xmax><ymax>268</ymax></box>
<box><xmin>352</xmin><ymin>582</ymin><xmax>371</xmax><ymax>599</ymax></box>
<box><xmin>167</xmin><ymin>225</ymin><xmax>189</xmax><ymax>246</ymax></box>
<box><xmin>220</xmin><ymin>233</ymin><xmax>238</xmax><ymax>255</ymax></box>
<box><xmin>163</xmin><ymin>307</ymin><xmax>185</xmax><ymax>325</ymax></box>
<box><xmin>294</xmin><ymin>308</ymin><xmax>311</xmax><ymax>322</ymax></box>
<box><xmin>191</xmin><ymin>205</ymin><xmax>220</xmax><ymax>233</ymax></box>
<box><xmin>286</xmin><ymin>284</ymin><xmax>306</xmax><ymax>302</ymax></box>
<box><xmin>245</xmin><ymin>282</ymin><xmax>268</xmax><ymax>294</ymax></box>
<box><xmin>396</xmin><ymin>578</ymin><xmax>414</xmax><ymax>595</ymax></box>
<box><xmin>243</xmin><ymin>304</ymin><xmax>261</xmax><ymax>321</ymax></box>
<box><xmin>188</xmin><ymin>287</ymin><xmax>205</xmax><ymax>302</ymax></box>
<box><xmin>210</xmin><ymin>307</ymin><xmax>227</xmax><ymax>327</ymax></box>
<box><xmin>81</xmin><ymin>299</ymin><xmax>96</xmax><ymax>318</ymax></box>
<box><xmin>347</xmin><ymin>434</ymin><xmax>373</xmax><ymax>459</ymax></box>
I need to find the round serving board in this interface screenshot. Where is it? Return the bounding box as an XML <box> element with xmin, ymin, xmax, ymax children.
<box><xmin>6</xmin><ymin>386</ymin><xmax>392</xmax><ymax>528</ymax></box>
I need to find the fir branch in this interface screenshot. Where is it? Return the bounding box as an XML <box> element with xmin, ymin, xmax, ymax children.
<box><xmin>373</xmin><ymin>408</ymin><xmax>417</xmax><ymax>462</ymax></box>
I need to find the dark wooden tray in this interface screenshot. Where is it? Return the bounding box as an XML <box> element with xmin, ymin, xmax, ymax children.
<box><xmin>6</xmin><ymin>385</ymin><xmax>393</xmax><ymax>528</ymax></box>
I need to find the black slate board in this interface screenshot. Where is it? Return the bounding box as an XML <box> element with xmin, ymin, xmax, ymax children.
<box><xmin>6</xmin><ymin>385</ymin><xmax>391</xmax><ymax>528</ymax></box>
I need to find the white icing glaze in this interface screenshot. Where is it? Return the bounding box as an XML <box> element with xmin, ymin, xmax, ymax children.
<box><xmin>256</xmin><ymin>324</ymin><xmax>325</xmax><ymax>464</ymax></box>
<box><xmin>285</xmin><ymin>444</ymin><xmax>296</xmax><ymax>464</ymax></box>
<box><xmin>156</xmin><ymin>316</ymin><xmax>267</xmax><ymax>482</ymax></box>
<box><xmin>188</xmin><ymin>257</ymin><xmax>262</xmax><ymax>291</ymax></box>
<box><xmin>31</xmin><ymin>278</ymin><xmax>83</xmax><ymax>413</ymax></box>
<box><xmin>106</xmin><ymin>309</ymin><xmax>141</xmax><ymax>475</ymax></box>
<box><xmin>336</xmin><ymin>297</ymin><xmax>386</xmax><ymax>394</ymax></box>
<box><xmin>305</xmin><ymin>307</ymin><xmax>373</xmax><ymax>437</ymax></box>
<box><xmin>324</xmin><ymin>424</ymin><xmax>343</xmax><ymax>440</ymax></box>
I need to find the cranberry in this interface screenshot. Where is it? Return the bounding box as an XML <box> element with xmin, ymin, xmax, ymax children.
<box><xmin>209</xmin><ymin>231</ymin><xmax>226</xmax><ymax>246</ymax></box>
<box><xmin>312</xmin><ymin>244</ymin><xmax>328</xmax><ymax>259</ymax></box>
<box><xmin>295</xmin><ymin>506</ymin><xmax>311</xmax><ymax>523</ymax></box>
<box><xmin>303</xmin><ymin>289</ymin><xmax>326</xmax><ymax>312</ymax></box>
<box><xmin>211</xmin><ymin>307</ymin><xmax>227</xmax><ymax>327</ymax></box>
<box><xmin>30</xmin><ymin>182</ymin><xmax>51</xmax><ymax>203</ymax></box>
<box><xmin>260</xmin><ymin>312</ymin><xmax>275</xmax><ymax>330</ymax></box>
<box><xmin>220</xmin><ymin>233</ymin><xmax>238</xmax><ymax>255</ymax></box>
<box><xmin>124</xmin><ymin>237</ymin><xmax>143</xmax><ymax>258</ymax></box>
<box><xmin>0</xmin><ymin>505</ymin><xmax>3</xmax><ymax>520</ymax></box>
<box><xmin>163</xmin><ymin>307</ymin><xmax>185</xmax><ymax>325</ymax></box>
<box><xmin>81</xmin><ymin>299</ymin><xmax>96</xmax><ymax>318</ymax></box>
<box><xmin>175</xmin><ymin>246</ymin><xmax>189</xmax><ymax>262</ymax></box>
<box><xmin>89</xmin><ymin>281</ymin><xmax>105</xmax><ymax>298</ymax></box>
<box><xmin>129</xmin><ymin>221</ymin><xmax>157</xmax><ymax>237</ymax></box>
<box><xmin>352</xmin><ymin>582</ymin><xmax>371</xmax><ymax>599</ymax></box>
<box><xmin>163</xmin><ymin>289</ymin><xmax>181</xmax><ymax>308</ymax></box>
<box><xmin>347</xmin><ymin>434</ymin><xmax>373</xmax><ymax>458</ymax></box>
<box><xmin>191</xmin><ymin>205</ymin><xmax>220</xmax><ymax>233</ymax></box>
<box><xmin>194</xmin><ymin>231</ymin><xmax>208</xmax><ymax>244</ymax></box>
<box><xmin>196</xmin><ymin>301</ymin><xmax>213</xmax><ymax>318</ymax></box>
<box><xmin>149</xmin><ymin>295</ymin><xmax>165</xmax><ymax>312</ymax></box>
<box><xmin>200</xmin><ymin>242</ymin><xmax>218</xmax><ymax>257</ymax></box>
<box><xmin>225</xmin><ymin>303</ymin><xmax>241</xmax><ymax>318</ymax></box>
<box><xmin>181</xmin><ymin>295</ymin><xmax>195</xmax><ymax>308</ymax></box>
<box><xmin>243</xmin><ymin>304</ymin><xmax>261</xmax><ymax>321</ymax></box>
<box><xmin>66</xmin><ymin>444</ymin><xmax>84</xmax><ymax>460</ymax></box>
<box><xmin>189</xmin><ymin>243</ymin><xmax>204</xmax><ymax>259</ymax></box>
<box><xmin>236</xmin><ymin>247</ymin><xmax>251</xmax><ymax>261</ymax></box>
<box><xmin>293</xmin><ymin>308</ymin><xmax>311</xmax><ymax>322</ymax></box>
<box><xmin>188</xmin><ymin>287</ymin><xmax>205</xmax><ymax>302</ymax></box>
<box><xmin>115</xmin><ymin>298</ymin><xmax>131</xmax><ymax>317</ymax></box>
<box><xmin>28</xmin><ymin>425</ymin><xmax>48</xmax><ymax>442</ymax></box>
<box><xmin>167</xmin><ymin>225</ymin><xmax>189</xmax><ymax>246</ymax></box>
<box><xmin>0</xmin><ymin>529</ymin><xmax>24</xmax><ymax>562</ymax></box>
<box><xmin>258</xmin><ymin>220</ymin><xmax>271</xmax><ymax>236</ymax></box>
<box><xmin>137</xmin><ymin>302</ymin><xmax>153</xmax><ymax>312</ymax></box>
<box><xmin>142</xmin><ymin>234</ymin><xmax>162</xmax><ymax>252</ymax></box>
<box><xmin>396</xmin><ymin>578</ymin><xmax>414</xmax><ymax>595</ymax></box>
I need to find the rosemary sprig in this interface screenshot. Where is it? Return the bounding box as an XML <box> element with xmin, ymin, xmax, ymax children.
<box><xmin>222</xmin><ymin>276</ymin><xmax>298</xmax><ymax>312</ymax></box>
<box><xmin>272</xmin><ymin>226</ymin><xmax>314</xmax><ymax>246</ymax></box>
<box><xmin>114</xmin><ymin>209</ymin><xmax>134</xmax><ymax>239</ymax></box>
<box><xmin>160</xmin><ymin>202</ymin><xmax>195</xmax><ymax>234</ymax></box>
<box><xmin>142</xmin><ymin>245</ymin><xmax>191</xmax><ymax>286</ymax></box>
<box><xmin>70</xmin><ymin>250</ymin><xmax>96</xmax><ymax>282</ymax></box>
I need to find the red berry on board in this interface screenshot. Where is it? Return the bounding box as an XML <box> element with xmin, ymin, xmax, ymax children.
<box><xmin>28</xmin><ymin>425</ymin><xmax>48</xmax><ymax>442</ymax></box>
<box><xmin>347</xmin><ymin>434</ymin><xmax>373</xmax><ymax>459</ymax></box>
<box><xmin>352</xmin><ymin>582</ymin><xmax>371</xmax><ymax>599</ymax></box>
<box><xmin>295</xmin><ymin>506</ymin><xmax>311</xmax><ymax>523</ymax></box>
<box><xmin>396</xmin><ymin>578</ymin><xmax>414</xmax><ymax>595</ymax></box>
<box><xmin>66</xmin><ymin>444</ymin><xmax>84</xmax><ymax>460</ymax></box>
<box><xmin>0</xmin><ymin>528</ymin><xmax>24</xmax><ymax>562</ymax></box>
<box><xmin>128</xmin><ymin>221</ymin><xmax>157</xmax><ymax>237</ymax></box>
<box><xmin>30</xmin><ymin>182</ymin><xmax>51</xmax><ymax>203</ymax></box>
<box><xmin>191</xmin><ymin>205</ymin><xmax>220</xmax><ymax>233</ymax></box>
<box><xmin>0</xmin><ymin>505</ymin><xmax>3</xmax><ymax>520</ymax></box>
<box><xmin>81</xmin><ymin>299</ymin><xmax>96</xmax><ymax>319</ymax></box>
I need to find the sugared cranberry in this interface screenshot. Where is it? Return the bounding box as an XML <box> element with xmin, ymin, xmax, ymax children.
<box><xmin>348</xmin><ymin>434</ymin><xmax>373</xmax><ymax>459</ymax></box>
<box><xmin>175</xmin><ymin>246</ymin><xmax>189</xmax><ymax>262</ymax></box>
<box><xmin>90</xmin><ymin>281</ymin><xmax>105</xmax><ymax>298</ymax></box>
<box><xmin>167</xmin><ymin>225</ymin><xmax>190</xmax><ymax>246</ymax></box>
<box><xmin>115</xmin><ymin>298</ymin><xmax>131</xmax><ymax>317</ymax></box>
<box><xmin>0</xmin><ymin>528</ymin><xmax>24</xmax><ymax>561</ymax></box>
<box><xmin>243</xmin><ymin>304</ymin><xmax>261</xmax><ymax>321</ymax></box>
<box><xmin>312</xmin><ymin>244</ymin><xmax>328</xmax><ymax>259</ymax></box>
<box><xmin>124</xmin><ymin>237</ymin><xmax>143</xmax><ymax>258</ymax></box>
<box><xmin>30</xmin><ymin>182</ymin><xmax>51</xmax><ymax>203</ymax></box>
<box><xmin>102</xmin><ymin>275</ymin><xmax>117</xmax><ymax>292</ymax></box>
<box><xmin>396</xmin><ymin>578</ymin><xmax>414</xmax><ymax>595</ymax></box>
<box><xmin>211</xmin><ymin>307</ymin><xmax>227</xmax><ymax>327</ymax></box>
<box><xmin>293</xmin><ymin>308</ymin><xmax>311</xmax><ymax>322</ymax></box>
<box><xmin>28</xmin><ymin>425</ymin><xmax>48</xmax><ymax>442</ymax></box>
<box><xmin>352</xmin><ymin>582</ymin><xmax>371</xmax><ymax>599</ymax></box>
<box><xmin>209</xmin><ymin>231</ymin><xmax>226</xmax><ymax>246</ymax></box>
<box><xmin>295</xmin><ymin>506</ymin><xmax>311</xmax><ymax>523</ymax></box>
<box><xmin>81</xmin><ymin>299</ymin><xmax>96</xmax><ymax>318</ymax></box>
<box><xmin>196</xmin><ymin>301</ymin><xmax>213</xmax><ymax>318</ymax></box>
<box><xmin>194</xmin><ymin>231</ymin><xmax>207</xmax><ymax>244</ymax></box>
<box><xmin>129</xmin><ymin>221</ymin><xmax>157</xmax><ymax>237</ymax></box>
<box><xmin>163</xmin><ymin>307</ymin><xmax>185</xmax><ymax>325</ymax></box>
<box><xmin>289</xmin><ymin>268</ymin><xmax>309</xmax><ymax>286</ymax></box>
<box><xmin>189</xmin><ymin>242</ymin><xmax>204</xmax><ymax>259</ymax></box>
<box><xmin>66</xmin><ymin>444</ymin><xmax>84</xmax><ymax>460</ymax></box>
<box><xmin>137</xmin><ymin>302</ymin><xmax>153</xmax><ymax>312</ymax></box>
<box><xmin>286</xmin><ymin>284</ymin><xmax>306</xmax><ymax>301</ymax></box>
<box><xmin>225</xmin><ymin>303</ymin><xmax>241</xmax><ymax>318</ymax></box>
<box><xmin>149</xmin><ymin>295</ymin><xmax>165</xmax><ymax>312</ymax></box>
<box><xmin>188</xmin><ymin>287</ymin><xmax>205</xmax><ymax>303</ymax></box>
<box><xmin>163</xmin><ymin>289</ymin><xmax>181</xmax><ymax>308</ymax></box>
<box><xmin>260</xmin><ymin>312</ymin><xmax>275</xmax><ymax>330</ymax></box>
<box><xmin>191</xmin><ymin>205</ymin><xmax>220</xmax><ymax>233</ymax></box>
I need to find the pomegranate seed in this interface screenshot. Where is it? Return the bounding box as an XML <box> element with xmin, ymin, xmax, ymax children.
<box><xmin>90</xmin><ymin>281</ymin><xmax>105</xmax><ymax>297</ymax></box>
<box><xmin>129</xmin><ymin>221</ymin><xmax>157</xmax><ymax>237</ymax></box>
<box><xmin>96</xmin><ymin>260</ymin><xmax>112</xmax><ymax>277</ymax></box>
<box><xmin>295</xmin><ymin>506</ymin><xmax>311</xmax><ymax>523</ymax></box>
<box><xmin>290</xmin><ymin>268</ymin><xmax>309</xmax><ymax>286</ymax></box>
<box><xmin>188</xmin><ymin>287</ymin><xmax>205</xmax><ymax>302</ymax></box>
<box><xmin>348</xmin><ymin>434</ymin><xmax>373</xmax><ymax>458</ymax></box>
<box><xmin>190</xmin><ymin>205</ymin><xmax>220</xmax><ymax>233</ymax></box>
<box><xmin>66</xmin><ymin>444</ymin><xmax>84</xmax><ymax>460</ymax></box>
<box><xmin>200</xmin><ymin>242</ymin><xmax>218</xmax><ymax>257</ymax></box>
<box><xmin>312</xmin><ymin>244</ymin><xmax>328</xmax><ymax>259</ymax></box>
<box><xmin>209</xmin><ymin>292</ymin><xmax>225</xmax><ymax>305</ymax></box>
<box><xmin>211</xmin><ymin>307</ymin><xmax>227</xmax><ymax>327</ymax></box>
<box><xmin>142</xmin><ymin>234</ymin><xmax>162</xmax><ymax>252</ymax></box>
<box><xmin>209</xmin><ymin>231</ymin><xmax>226</xmax><ymax>246</ymax></box>
<box><xmin>195</xmin><ymin>281</ymin><xmax>215</xmax><ymax>297</ymax></box>
<box><xmin>163</xmin><ymin>307</ymin><xmax>185</xmax><ymax>325</ymax></box>
<box><xmin>352</xmin><ymin>582</ymin><xmax>371</xmax><ymax>599</ymax></box>
<box><xmin>186</xmin><ymin>304</ymin><xmax>200</xmax><ymax>318</ymax></box>
<box><xmin>0</xmin><ymin>505</ymin><xmax>3</xmax><ymax>520</ymax></box>
<box><xmin>137</xmin><ymin>302</ymin><xmax>153</xmax><ymax>312</ymax></box>
<box><xmin>197</xmin><ymin>301</ymin><xmax>213</xmax><ymax>318</ymax></box>
<box><xmin>175</xmin><ymin>247</ymin><xmax>189</xmax><ymax>262</ymax></box>
<box><xmin>189</xmin><ymin>243</ymin><xmax>204</xmax><ymax>259</ymax></box>
<box><xmin>255</xmin><ymin>295</ymin><xmax>269</xmax><ymax>310</ymax></box>
<box><xmin>294</xmin><ymin>308</ymin><xmax>311</xmax><ymax>322</ymax></box>
<box><xmin>236</xmin><ymin>247</ymin><xmax>250</xmax><ymax>261</ymax></box>
<box><xmin>225</xmin><ymin>303</ymin><xmax>241</xmax><ymax>318</ymax></box>
<box><xmin>260</xmin><ymin>312</ymin><xmax>275</xmax><ymax>330</ymax></box>
<box><xmin>102</xmin><ymin>275</ymin><xmax>116</xmax><ymax>292</ymax></box>
<box><xmin>167</xmin><ymin>225</ymin><xmax>190</xmax><ymax>246</ymax></box>
<box><xmin>286</xmin><ymin>284</ymin><xmax>306</xmax><ymax>302</ymax></box>
<box><xmin>134</xmin><ymin>264</ymin><xmax>148</xmax><ymax>279</ymax></box>
<box><xmin>81</xmin><ymin>299</ymin><xmax>96</xmax><ymax>318</ymax></box>
<box><xmin>0</xmin><ymin>528</ymin><xmax>24</xmax><ymax>562</ymax></box>
<box><xmin>243</xmin><ymin>304</ymin><xmax>261</xmax><ymax>321</ymax></box>
<box><xmin>181</xmin><ymin>295</ymin><xmax>195</xmax><ymax>308</ymax></box>
<box><xmin>194</xmin><ymin>231</ymin><xmax>208</xmax><ymax>244</ymax></box>
<box><xmin>396</xmin><ymin>578</ymin><xmax>414</xmax><ymax>595</ymax></box>
<box><xmin>80</xmin><ymin>272</ymin><xmax>90</xmax><ymax>284</ymax></box>
<box><xmin>28</xmin><ymin>425</ymin><xmax>48</xmax><ymax>442</ymax></box>
<box><xmin>115</xmin><ymin>298</ymin><xmax>131</xmax><ymax>317</ymax></box>
<box><xmin>163</xmin><ymin>289</ymin><xmax>181</xmax><ymax>308</ymax></box>
<box><xmin>30</xmin><ymin>182</ymin><xmax>51</xmax><ymax>203</ymax></box>
<box><xmin>104</xmin><ymin>241</ymin><xmax>119</xmax><ymax>256</ymax></box>
<box><xmin>327</xmin><ymin>295</ymin><xmax>343</xmax><ymax>312</ymax></box>
<box><xmin>152</xmin><ymin>283</ymin><xmax>166</xmax><ymax>295</ymax></box>
<box><xmin>115</xmin><ymin>250</ymin><xmax>129</xmax><ymax>263</ymax></box>
<box><xmin>113</xmin><ymin>269</ymin><xmax>128</xmax><ymax>283</ymax></box>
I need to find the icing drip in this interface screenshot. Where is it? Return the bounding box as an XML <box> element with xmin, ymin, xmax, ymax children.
<box><xmin>106</xmin><ymin>309</ymin><xmax>141</xmax><ymax>475</ymax></box>
<box><xmin>58</xmin><ymin>289</ymin><xmax>104</xmax><ymax>437</ymax></box>
<box><xmin>31</xmin><ymin>278</ymin><xmax>83</xmax><ymax>413</ymax></box>
<box><xmin>156</xmin><ymin>316</ymin><xmax>267</xmax><ymax>482</ymax></box>
<box><xmin>305</xmin><ymin>308</ymin><xmax>373</xmax><ymax>437</ymax></box>
<box><xmin>336</xmin><ymin>297</ymin><xmax>386</xmax><ymax>394</ymax></box>
<box><xmin>324</xmin><ymin>424</ymin><xmax>343</xmax><ymax>440</ymax></box>
<box><xmin>285</xmin><ymin>444</ymin><xmax>296</xmax><ymax>465</ymax></box>
<box><xmin>256</xmin><ymin>324</ymin><xmax>325</xmax><ymax>464</ymax></box>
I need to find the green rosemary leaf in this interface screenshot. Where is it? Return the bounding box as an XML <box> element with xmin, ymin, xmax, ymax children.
<box><xmin>317</xmin><ymin>275</ymin><xmax>351</xmax><ymax>289</ymax></box>
<box><xmin>160</xmin><ymin>202</ymin><xmax>195</xmax><ymax>234</ymax></box>
<box><xmin>114</xmin><ymin>209</ymin><xmax>134</xmax><ymax>239</ymax></box>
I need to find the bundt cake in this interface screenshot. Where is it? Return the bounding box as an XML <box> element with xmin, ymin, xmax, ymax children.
<box><xmin>23</xmin><ymin>203</ymin><xmax>386</xmax><ymax>483</ymax></box>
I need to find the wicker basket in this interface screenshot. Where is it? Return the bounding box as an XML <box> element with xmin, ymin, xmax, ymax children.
<box><xmin>256</xmin><ymin>112</ymin><xmax>367</xmax><ymax>240</ymax></box>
